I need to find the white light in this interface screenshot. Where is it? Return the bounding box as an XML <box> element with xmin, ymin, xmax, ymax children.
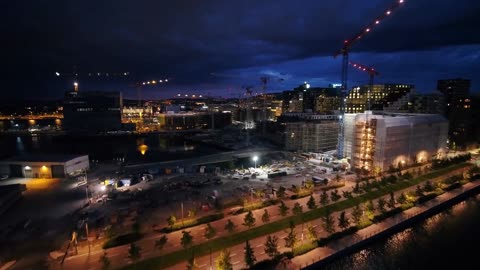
<box><xmin>24</xmin><ymin>166</ymin><xmax>31</xmax><ymax>170</ymax></box>
<box><xmin>386</xmin><ymin>10</ymin><xmax>391</xmax><ymax>15</ymax></box>
<box><xmin>124</xmin><ymin>72</ymin><xmax>127</xmax><ymax>76</ymax></box>
<box><xmin>366</xmin><ymin>28</ymin><xmax>370</xmax><ymax>32</ymax></box>
<box><xmin>375</xmin><ymin>20</ymin><xmax>380</xmax><ymax>24</ymax></box>
<box><xmin>399</xmin><ymin>0</ymin><xmax>404</xmax><ymax>3</ymax></box>
<box><xmin>100</xmin><ymin>185</ymin><xmax>106</xmax><ymax>191</ymax></box>
<box><xmin>252</xmin><ymin>156</ymin><xmax>258</xmax><ymax>162</ymax></box>
<box><xmin>185</xmin><ymin>94</ymin><xmax>188</xmax><ymax>97</ymax></box>
<box><xmin>165</xmin><ymin>79</ymin><xmax>168</xmax><ymax>82</ymax></box>
<box><xmin>147</xmin><ymin>81</ymin><xmax>150</xmax><ymax>84</ymax></box>
<box><xmin>55</xmin><ymin>72</ymin><xmax>60</xmax><ymax>76</ymax></box>
<box><xmin>199</xmin><ymin>95</ymin><xmax>202</xmax><ymax>98</ymax></box>
<box><xmin>159</xmin><ymin>80</ymin><xmax>163</xmax><ymax>83</ymax></box>
<box><xmin>74</xmin><ymin>82</ymin><xmax>78</xmax><ymax>86</ymax></box>
<box><xmin>142</xmin><ymin>82</ymin><xmax>146</xmax><ymax>85</ymax></box>
<box><xmin>306</xmin><ymin>83</ymin><xmax>310</xmax><ymax>89</ymax></box>
<box><xmin>177</xmin><ymin>94</ymin><xmax>181</xmax><ymax>96</ymax></box>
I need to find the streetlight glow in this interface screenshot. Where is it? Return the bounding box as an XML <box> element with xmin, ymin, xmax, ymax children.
<box><xmin>252</xmin><ymin>155</ymin><xmax>258</xmax><ymax>169</ymax></box>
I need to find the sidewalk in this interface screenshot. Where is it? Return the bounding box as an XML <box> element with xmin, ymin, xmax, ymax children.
<box><xmin>293</xmin><ymin>180</ymin><xmax>480</xmax><ymax>269</ymax></box>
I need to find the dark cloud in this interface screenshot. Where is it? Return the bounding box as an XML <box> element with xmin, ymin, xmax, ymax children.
<box><xmin>1</xmin><ymin>0</ymin><xmax>479</xmax><ymax>100</ymax></box>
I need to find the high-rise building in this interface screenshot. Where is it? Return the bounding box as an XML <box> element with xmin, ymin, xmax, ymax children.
<box><xmin>409</xmin><ymin>93</ymin><xmax>446</xmax><ymax>115</ymax></box>
<box><xmin>346</xmin><ymin>84</ymin><xmax>414</xmax><ymax>113</ymax></box>
<box><xmin>63</xmin><ymin>91</ymin><xmax>123</xmax><ymax>133</ymax></box>
<box><xmin>344</xmin><ymin>111</ymin><xmax>448</xmax><ymax>173</ymax></box>
<box><xmin>437</xmin><ymin>78</ymin><xmax>472</xmax><ymax>149</ymax></box>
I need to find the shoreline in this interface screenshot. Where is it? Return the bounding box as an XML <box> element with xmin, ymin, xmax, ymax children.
<box><xmin>297</xmin><ymin>180</ymin><xmax>480</xmax><ymax>269</ymax></box>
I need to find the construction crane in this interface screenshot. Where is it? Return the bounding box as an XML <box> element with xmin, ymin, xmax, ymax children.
<box><xmin>333</xmin><ymin>0</ymin><xmax>405</xmax><ymax>159</ymax></box>
<box><xmin>350</xmin><ymin>61</ymin><xmax>380</xmax><ymax>111</ymax></box>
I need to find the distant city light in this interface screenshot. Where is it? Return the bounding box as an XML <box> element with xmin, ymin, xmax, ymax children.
<box><xmin>55</xmin><ymin>72</ymin><xmax>60</xmax><ymax>76</ymax></box>
<box><xmin>165</xmin><ymin>79</ymin><xmax>168</xmax><ymax>82</ymax></box>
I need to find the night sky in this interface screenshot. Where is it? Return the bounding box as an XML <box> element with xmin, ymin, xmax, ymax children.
<box><xmin>1</xmin><ymin>0</ymin><xmax>480</xmax><ymax>100</ymax></box>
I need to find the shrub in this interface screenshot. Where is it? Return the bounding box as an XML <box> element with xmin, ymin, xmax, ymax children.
<box><xmin>161</xmin><ymin>213</ymin><xmax>224</xmax><ymax>232</ymax></box>
<box><xmin>416</xmin><ymin>193</ymin><xmax>438</xmax><ymax>204</ymax></box>
<box><xmin>292</xmin><ymin>242</ymin><xmax>318</xmax><ymax>256</ymax></box>
<box><xmin>443</xmin><ymin>182</ymin><xmax>462</xmax><ymax>191</ymax></box>
<box><xmin>103</xmin><ymin>232</ymin><xmax>142</xmax><ymax>249</ymax></box>
<box><xmin>317</xmin><ymin>226</ymin><xmax>358</xmax><ymax>246</ymax></box>
<box><xmin>371</xmin><ymin>207</ymin><xmax>402</xmax><ymax>223</ymax></box>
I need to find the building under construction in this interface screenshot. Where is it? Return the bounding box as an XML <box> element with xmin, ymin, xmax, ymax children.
<box><xmin>344</xmin><ymin>111</ymin><xmax>448</xmax><ymax>173</ymax></box>
<box><xmin>282</xmin><ymin>113</ymin><xmax>339</xmax><ymax>153</ymax></box>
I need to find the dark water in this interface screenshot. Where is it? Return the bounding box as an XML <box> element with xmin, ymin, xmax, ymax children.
<box><xmin>0</xmin><ymin>132</ymin><xmax>223</xmax><ymax>164</ymax></box>
<box><xmin>323</xmin><ymin>196</ymin><xmax>480</xmax><ymax>270</ymax></box>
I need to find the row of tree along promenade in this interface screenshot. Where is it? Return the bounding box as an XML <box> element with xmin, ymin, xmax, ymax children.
<box><xmin>105</xmin><ymin>159</ymin><xmax>477</xmax><ymax>270</ymax></box>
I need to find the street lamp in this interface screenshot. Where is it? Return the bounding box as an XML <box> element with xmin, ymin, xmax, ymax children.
<box><xmin>252</xmin><ymin>155</ymin><xmax>258</xmax><ymax>169</ymax></box>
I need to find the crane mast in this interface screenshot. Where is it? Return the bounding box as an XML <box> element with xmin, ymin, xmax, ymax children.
<box><xmin>334</xmin><ymin>0</ymin><xmax>405</xmax><ymax>159</ymax></box>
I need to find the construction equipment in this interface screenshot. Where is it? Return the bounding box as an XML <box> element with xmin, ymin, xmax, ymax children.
<box><xmin>349</xmin><ymin>61</ymin><xmax>380</xmax><ymax>111</ymax></box>
<box><xmin>333</xmin><ymin>0</ymin><xmax>405</xmax><ymax>158</ymax></box>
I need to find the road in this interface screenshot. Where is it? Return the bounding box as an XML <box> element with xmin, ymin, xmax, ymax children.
<box><xmin>50</xmin><ymin>163</ymin><xmax>471</xmax><ymax>270</ymax></box>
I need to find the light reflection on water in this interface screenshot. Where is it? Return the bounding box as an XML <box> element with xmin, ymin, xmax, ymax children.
<box><xmin>324</xmin><ymin>195</ymin><xmax>480</xmax><ymax>270</ymax></box>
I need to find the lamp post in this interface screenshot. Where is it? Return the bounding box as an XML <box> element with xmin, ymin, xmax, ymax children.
<box><xmin>252</xmin><ymin>155</ymin><xmax>258</xmax><ymax>169</ymax></box>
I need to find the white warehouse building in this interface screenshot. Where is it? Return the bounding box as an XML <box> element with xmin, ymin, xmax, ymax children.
<box><xmin>344</xmin><ymin>111</ymin><xmax>448</xmax><ymax>173</ymax></box>
<box><xmin>0</xmin><ymin>155</ymin><xmax>89</xmax><ymax>178</ymax></box>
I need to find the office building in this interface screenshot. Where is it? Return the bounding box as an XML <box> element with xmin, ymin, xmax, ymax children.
<box><xmin>344</xmin><ymin>112</ymin><xmax>448</xmax><ymax>173</ymax></box>
<box><xmin>346</xmin><ymin>84</ymin><xmax>414</xmax><ymax>113</ymax></box>
<box><xmin>410</xmin><ymin>93</ymin><xmax>446</xmax><ymax>114</ymax></box>
<box><xmin>437</xmin><ymin>78</ymin><xmax>472</xmax><ymax>149</ymax></box>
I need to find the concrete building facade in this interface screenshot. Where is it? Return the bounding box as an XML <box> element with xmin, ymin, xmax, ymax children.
<box><xmin>344</xmin><ymin>112</ymin><xmax>448</xmax><ymax>173</ymax></box>
<box><xmin>284</xmin><ymin>116</ymin><xmax>339</xmax><ymax>153</ymax></box>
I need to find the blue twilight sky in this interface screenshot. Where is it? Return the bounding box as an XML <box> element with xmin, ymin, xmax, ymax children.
<box><xmin>1</xmin><ymin>0</ymin><xmax>479</xmax><ymax>100</ymax></box>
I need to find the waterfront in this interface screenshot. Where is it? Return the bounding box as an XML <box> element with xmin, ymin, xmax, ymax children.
<box><xmin>0</xmin><ymin>132</ymin><xmax>224</xmax><ymax>164</ymax></box>
<box><xmin>323</xmin><ymin>195</ymin><xmax>480</xmax><ymax>270</ymax></box>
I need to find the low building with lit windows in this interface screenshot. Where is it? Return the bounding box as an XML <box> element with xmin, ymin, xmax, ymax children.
<box><xmin>0</xmin><ymin>154</ymin><xmax>89</xmax><ymax>178</ymax></box>
<box><xmin>344</xmin><ymin>111</ymin><xmax>448</xmax><ymax>173</ymax></box>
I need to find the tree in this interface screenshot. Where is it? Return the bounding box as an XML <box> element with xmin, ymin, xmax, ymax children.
<box><xmin>264</xmin><ymin>235</ymin><xmax>279</xmax><ymax>258</ymax></box>
<box><xmin>279</xmin><ymin>201</ymin><xmax>289</xmax><ymax>216</ymax></box>
<box><xmin>128</xmin><ymin>243</ymin><xmax>141</xmax><ymax>264</ymax></box>
<box><xmin>330</xmin><ymin>189</ymin><xmax>341</xmax><ymax>202</ymax></box>
<box><xmin>244</xmin><ymin>240</ymin><xmax>256</xmax><ymax>268</ymax></box>
<box><xmin>132</xmin><ymin>222</ymin><xmax>141</xmax><ymax>235</ymax></box>
<box><xmin>320</xmin><ymin>190</ymin><xmax>329</xmax><ymax>206</ymax></box>
<box><xmin>377</xmin><ymin>198</ymin><xmax>387</xmax><ymax>213</ymax></box>
<box><xmin>338</xmin><ymin>211</ymin><xmax>350</xmax><ymax>230</ymax></box>
<box><xmin>366</xmin><ymin>200</ymin><xmax>375</xmax><ymax>212</ymax></box>
<box><xmin>415</xmin><ymin>185</ymin><xmax>423</xmax><ymax>197</ymax></box>
<box><xmin>322</xmin><ymin>211</ymin><xmax>335</xmax><ymax>234</ymax></box>
<box><xmin>187</xmin><ymin>208</ymin><xmax>197</xmax><ymax>218</ymax></box>
<box><xmin>277</xmin><ymin>186</ymin><xmax>286</xmax><ymax>199</ymax></box>
<box><xmin>353</xmin><ymin>181</ymin><xmax>362</xmax><ymax>194</ymax></box>
<box><xmin>186</xmin><ymin>252</ymin><xmax>198</xmax><ymax>270</ymax></box>
<box><xmin>305</xmin><ymin>179</ymin><xmax>314</xmax><ymax>190</ymax></box>
<box><xmin>155</xmin><ymin>235</ymin><xmax>168</xmax><ymax>251</ymax></box>
<box><xmin>387</xmin><ymin>192</ymin><xmax>396</xmax><ymax>208</ymax></box>
<box><xmin>306</xmin><ymin>223</ymin><xmax>318</xmax><ymax>242</ymax></box>
<box><xmin>215</xmin><ymin>249</ymin><xmax>233</xmax><ymax>270</ymax></box>
<box><xmin>307</xmin><ymin>195</ymin><xmax>317</xmax><ymax>210</ymax></box>
<box><xmin>204</xmin><ymin>223</ymin><xmax>217</xmax><ymax>240</ymax></box>
<box><xmin>284</xmin><ymin>220</ymin><xmax>297</xmax><ymax>252</ymax></box>
<box><xmin>181</xmin><ymin>230</ymin><xmax>193</xmax><ymax>249</ymax></box>
<box><xmin>397</xmin><ymin>192</ymin><xmax>407</xmax><ymax>204</ymax></box>
<box><xmin>225</xmin><ymin>219</ymin><xmax>236</xmax><ymax>233</ymax></box>
<box><xmin>261</xmin><ymin>209</ymin><xmax>270</xmax><ymax>223</ymax></box>
<box><xmin>99</xmin><ymin>252</ymin><xmax>111</xmax><ymax>270</ymax></box>
<box><xmin>351</xmin><ymin>204</ymin><xmax>363</xmax><ymax>225</ymax></box>
<box><xmin>292</xmin><ymin>202</ymin><xmax>303</xmax><ymax>216</ymax></box>
<box><xmin>342</xmin><ymin>190</ymin><xmax>353</xmax><ymax>199</ymax></box>
<box><xmin>423</xmin><ymin>180</ymin><xmax>434</xmax><ymax>192</ymax></box>
<box><xmin>243</xmin><ymin>210</ymin><xmax>256</xmax><ymax>228</ymax></box>
<box><xmin>167</xmin><ymin>214</ymin><xmax>176</xmax><ymax>229</ymax></box>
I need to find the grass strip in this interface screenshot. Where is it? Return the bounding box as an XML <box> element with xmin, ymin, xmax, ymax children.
<box><xmin>119</xmin><ymin>162</ymin><xmax>470</xmax><ymax>270</ymax></box>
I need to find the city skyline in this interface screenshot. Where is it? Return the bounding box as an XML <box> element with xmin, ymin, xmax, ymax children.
<box><xmin>1</xmin><ymin>0</ymin><xmax>480</xmax><ymax>100</ymax></box>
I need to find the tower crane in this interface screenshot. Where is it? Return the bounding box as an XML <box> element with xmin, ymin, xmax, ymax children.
<box><xmin>333</xmin><ymin>0</ymin><xmax>405</xmax><ymax>159</ymax></box>
<box><xmin>350</xmin><ymin>61</ymin><xmax>380</xmax><ymax>111</ymax></box>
